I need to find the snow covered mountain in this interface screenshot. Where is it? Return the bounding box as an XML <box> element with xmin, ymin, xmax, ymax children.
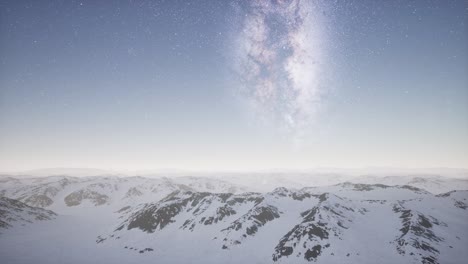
<box><xmin>0</xmin><ymin>174</ymin><xmax>467</xmax><ymax>263</ymax></box>
<box><xmin>0</xmin><ymin>175</ymin><xmax>249</xmax><ymax>213</ymax></box>
<box><xmin>1</xmin><ymin>173</ymin><xmax>465</xmax><ymax>213</ymax></box>
<box><xmin>94</xmin><ymin>183</ymin><xmax>467</xmax><ymax>263</ymax></box>
<box><xmin>0</xmin><ymin>197</ymin><xmax>56</xmax><ymax>231</ymax></box>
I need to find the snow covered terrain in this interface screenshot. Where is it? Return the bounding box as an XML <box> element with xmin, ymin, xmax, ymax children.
<box><xmin>0</xmin><ymin>197</ymin><xmax>56</xmax><ymax>231</ymax></box>
<box><xmin>0</xmin><ymin>173</ymin><xmax>467</xmax><ymax>263</ymax></box>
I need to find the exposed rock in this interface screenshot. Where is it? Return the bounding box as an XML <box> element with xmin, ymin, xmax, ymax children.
<box><xmin>64</xmin><ymin>190</ymin><xmax>109</xmax><ymax>206</ymax></box>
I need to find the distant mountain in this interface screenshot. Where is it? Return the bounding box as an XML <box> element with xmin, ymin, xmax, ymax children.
<box><xmin>0</xmin><ymin>175</ymin><xmax>249</xmax><ymax>212</ymax></box>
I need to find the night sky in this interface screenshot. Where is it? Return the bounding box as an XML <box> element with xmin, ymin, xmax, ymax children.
<box><xmin>0</xmin><ymin>0</ymin><xmax>467</xmax><ymax>171</ymax></box>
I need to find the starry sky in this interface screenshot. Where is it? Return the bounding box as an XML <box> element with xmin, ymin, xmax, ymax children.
<box><xmin>0</xmin><ymin>0</ymin><xmax>467</xmax><ymax>172</ymax></box>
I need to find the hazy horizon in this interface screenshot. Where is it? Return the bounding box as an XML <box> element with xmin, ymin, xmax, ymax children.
<box><xmin>3</xmin><ymin>166</ymin><xmax>468</xmax><ymax>178</ymax></box>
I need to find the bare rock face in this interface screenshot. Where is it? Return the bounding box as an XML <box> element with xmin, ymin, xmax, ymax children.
<box><xmin>64</xmin><ymin>190</ymin><xmax>109</xmax><ymax>206</ymax></box>
<box><xmin>220</xmin><ymin>204</ymin><xmax>280</xmax><ymax>249</ymax></box>
<box><xmin>272</xmin><ymin>193</ymin><xmax>364</xmax><ymax>262</ymax></box>
<box><xmin>124</xmin><ymin>187</ymin><xmax>144</xmax><ymax>199</ymax></box>
<box><xmin>24</xmin><ymin>194</ymin><xmax>54</xmax><ymax>208</ymax></box>
<box><xmin>392</xmin><ymin>202</ymin><xmax>446</xmax><ymax>264</ymax></box>
<box><xmin>113</xmin><ymin>191</ymin><xmax>264</xmax><ymax>234</ymax></box>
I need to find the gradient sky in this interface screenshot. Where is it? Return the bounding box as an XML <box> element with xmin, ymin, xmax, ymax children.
<box><xmin>0</xmin><ymin>0</ymin><xmax>467</xmax><ymax>172</ymax></box>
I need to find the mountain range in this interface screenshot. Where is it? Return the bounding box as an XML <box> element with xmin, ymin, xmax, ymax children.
<box><xmin>0</xmin><ymin>173</ymin><xmax>467</xmax><ymax>263</ymax></box>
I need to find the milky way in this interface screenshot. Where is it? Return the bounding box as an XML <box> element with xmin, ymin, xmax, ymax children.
<box><xmin>232</xmin><ymin>0</ymin><xmax>329</xmax><ymax>134</ymax></box>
